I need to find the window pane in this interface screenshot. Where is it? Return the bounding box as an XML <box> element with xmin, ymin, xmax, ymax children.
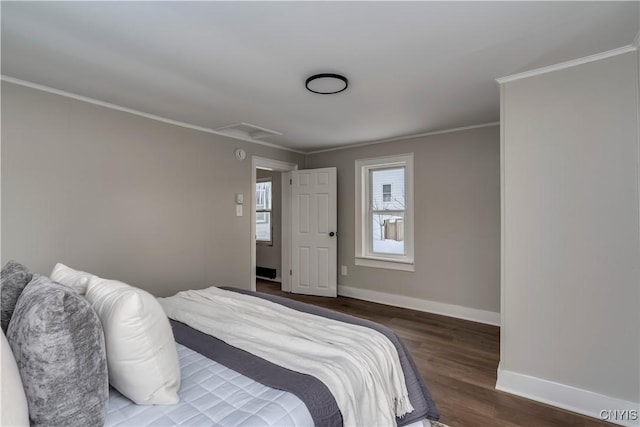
<box><xmin>371</xmin><ymin>167</ymin><xmax>404</xmax><ymax>209</ymax></box>
<box><xmin>256</xmin><ymin>181</ymin><xmax>272</xmax><ymax>210</ymax></box>
<box><xmin>382</xmin><ymin>184</ymin><xmax>392</xmax><ymax>202</ymax></box>
<box><xmin>256</xmin><ymin>179</ymin><xmax>272</xmax><ymax>242</ymax></box>
<box><xmin>371</xmin><ymin>213</ymin><xmax>405</xmax><ymax>255</ymax></box>
<box><xmin>256</xmin><ymin>212</ymin><xmax>271</xmax><ymax>241</ymax></box>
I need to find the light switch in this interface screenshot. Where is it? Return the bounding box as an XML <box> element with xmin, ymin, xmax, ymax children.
<box><xmin>236</xmin><ymin>193</ymin><xmax>244</xmax><ymax>204</ymax></box>
<box><xmin>236</xmin><ymin>205</ymin><xmax>243</xmax><ymax>217</ymax></box>
<box><xmin>341</xmin><ymin>265</ymin><xmax>348</xmax><ymax>276</ymax></box>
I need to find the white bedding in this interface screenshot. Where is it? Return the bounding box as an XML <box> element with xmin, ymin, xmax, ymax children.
<box><xmin>106</xmin><ymin>343</ymin><xmax>314</xmax><ymax>426</ymax></box>
<box><xmin>159</xmin><ymin>286</ymin><xmax>412</xmax><ymax>427</ymax></box>
<box><xmin>159</xmin><ymin>287</ymin><xmax>413</xmax><ymax>426</ymax></box>
<box><xmin>106</xmin><ymin>343</ymin><xmax>432</xmax><ymax>427</ymax></box>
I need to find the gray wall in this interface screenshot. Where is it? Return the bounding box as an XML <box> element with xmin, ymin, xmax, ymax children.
<box><xmin>306</xmin><ymin>125</ymin><xmax>500</xmax><ymax>313</ymax></box>
<box><xmin>256</xmin><ymin>169</ymin><xmax>281</xmax><ymax>279</ymax></box>
<box><xmin>501</xmin><ymin>51</ymin><xmax>639</xmax><ymax>402</ymax></box>
<box><xmin>1</xmin><ymin>82</ymin><xmax>304</xmax><ymax>296</ymax></box>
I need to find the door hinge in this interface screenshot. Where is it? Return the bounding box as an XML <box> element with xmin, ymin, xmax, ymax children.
<box><xmin>290</xmin><ymin>178</ymin><xmax>292</xmax><ymax>185</ymax></box>
<box><xmin>289</xmin><ymin>269</ymin><xmax>292</xmax><ymax>275</ymax></box>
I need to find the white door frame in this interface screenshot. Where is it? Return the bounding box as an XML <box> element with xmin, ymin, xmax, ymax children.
<box><xmin>251</xmin><ymin>156</ymin><xmax>298</xmax><ymax>292</ymax></box>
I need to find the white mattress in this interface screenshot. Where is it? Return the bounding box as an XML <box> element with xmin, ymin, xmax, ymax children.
<box><xmin>105</xmin><ymin>343</ymin><xmax>314</xmax><ymax>426</ymax></box>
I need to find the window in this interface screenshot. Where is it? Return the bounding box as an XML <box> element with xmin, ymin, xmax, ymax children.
<box><xmin>382</xmin><ymin>184</ymin><xmax>392</xmax><ymax>202</ymax></box>
<box><xmin>256</xmin><ymin>178</ymin><xmax>272</xmax><ymax>244</ymax></box>
<box><xmin>355</xmin><ymin>154</ymin><xmax>414</xmax><ymax>271</ymax></box>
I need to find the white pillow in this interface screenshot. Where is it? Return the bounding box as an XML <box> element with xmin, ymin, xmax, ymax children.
<box><xmin>85</xmin><ymin>276</ymin><xmax>181</xmax><ymax>405</ymax></box>
<box><xmin>50</xmin><ymin>262</ymin><xmax>94</xmax><ymax>295</ymax></box>
<box><xmin>1</xmin><ymin>329</ymin><xmax>29</xmax><ymax>426</ymax></box>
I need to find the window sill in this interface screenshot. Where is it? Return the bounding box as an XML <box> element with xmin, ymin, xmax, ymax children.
<box><xmin>355</xmin><ymin>257</ymin><xmax>415</xmax><ymax>272</ymax></box>
<box><xmin>256</xmin><ymin>241</ymin><xmax>273</xmax><ymax>246</ymax></box>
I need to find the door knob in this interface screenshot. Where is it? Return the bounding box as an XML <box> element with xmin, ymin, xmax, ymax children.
<box><xmin>329</xmin><ymin>232</ymin><xmax>336</xmax><ymax>237</ymax></box>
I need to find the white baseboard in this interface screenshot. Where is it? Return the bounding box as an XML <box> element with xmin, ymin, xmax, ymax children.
<box><xmin>337</xmin><ymin>285</ymin><xmax>500</xmax><ymax>326</ymax></box>
<box><xmin>496</xmin><ymin>364</ymin><xmax>640</xmax><ymax>426</ymax></box>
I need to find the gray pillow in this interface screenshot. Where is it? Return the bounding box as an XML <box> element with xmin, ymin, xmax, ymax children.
<box><xmin>1</xmin><ymin>260</ymin><xmax>33</xmax><ymax>333</ymax></box>
<box><xmin>7</xmin><ymin>275</ymin><xmax>109</xmax><ymax>427</ymax></box>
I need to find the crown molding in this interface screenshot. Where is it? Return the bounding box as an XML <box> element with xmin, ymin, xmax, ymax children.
<box><xmin>0</xmin><ymin>75</ymin><xmax>305</xmax><ymax>154</ymax></box>
<box><xmin>306</xmin><ymin>122</ymin><xmax>500</xmax><ymax>155</ymax></box>
<box><xmin>496</xmin><ymin>45</ymin><xmax>637</xmax><ymax>84</ymax></box>
<box><xmin>2</xmin><ymin>75</ymin><xmax>498</xmax><ymax>157</ymax></box>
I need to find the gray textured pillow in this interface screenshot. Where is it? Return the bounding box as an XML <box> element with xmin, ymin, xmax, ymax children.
<box><xmin>7</xmin><ymin>275</ymin><xmax>109</xmax><ymax>427</ymax></box>
<box><xmin>1</xmin><ymin>260</ymin><xmax>33</xmax><ymax>333</ymax></box>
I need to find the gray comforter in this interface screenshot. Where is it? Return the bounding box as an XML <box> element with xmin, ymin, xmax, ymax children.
<box><xmin>170</xmin><ymin>287</ymin><xmax>439</xmax><ymax>427</ymax></box>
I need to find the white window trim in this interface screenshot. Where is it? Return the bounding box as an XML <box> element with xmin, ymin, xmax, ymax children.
<box><xmin>355</xmin><ymin>153</ymin><xmax>414</xmax><ymax>272</ymax></box>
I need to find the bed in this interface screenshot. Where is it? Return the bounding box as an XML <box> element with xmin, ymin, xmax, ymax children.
<box><xmin>2</xmin><ymin>260</ymin><xmax>440</xmax><ymax>427</ymax></box>
<box><xmin>106</xmin><ymin>343</ymin><xmax>435</xmax><ymax>427</ymax></box>
<box><xmin>130</xmin><ymin>286</ymin><xmax>441</xmax><ymax>427</ymax></box>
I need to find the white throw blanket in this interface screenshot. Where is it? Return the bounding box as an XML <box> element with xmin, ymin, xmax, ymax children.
<box><xmin>158</xmin><ymin>286</ymin><xmax>413</xmax><ymax>427</ymax></box>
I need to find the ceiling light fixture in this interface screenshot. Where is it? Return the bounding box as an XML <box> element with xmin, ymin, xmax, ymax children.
<box><xmin>305</xmin><ymin>73</ymin><xmax>348</xmax><ymax>94</ymax></box>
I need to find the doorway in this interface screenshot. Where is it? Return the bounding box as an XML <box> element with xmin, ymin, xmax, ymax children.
<box><xmin>251</xmin><ymin>157</ymin><xmax>298</xmax><ymax>292</ymax></box>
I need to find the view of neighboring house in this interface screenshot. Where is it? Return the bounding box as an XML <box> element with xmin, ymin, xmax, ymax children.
<box><xmin>370</xmin><ymin>167</ymin><xmax>405</xmax><ymax>255</ymax></box>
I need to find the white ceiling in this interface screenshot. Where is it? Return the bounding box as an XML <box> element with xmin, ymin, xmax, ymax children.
<box><xmin>2</xmin><ymin>1</ymin><xmax>638</xmax><ymax>152</ymax></box>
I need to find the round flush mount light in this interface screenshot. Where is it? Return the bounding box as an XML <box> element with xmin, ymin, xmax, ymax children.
<box><xmin>305</xmin><ymin>73</ymin><xmax>348</xmax><ymax>94</ymax></box>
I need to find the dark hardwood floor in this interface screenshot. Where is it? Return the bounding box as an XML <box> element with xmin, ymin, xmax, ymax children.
<box><xmin>256</xmin><ymin>280</ymin><xmax>611</xmax><ymax>427</ymax></box>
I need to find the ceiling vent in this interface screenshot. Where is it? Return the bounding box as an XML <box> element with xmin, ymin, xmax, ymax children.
<box><xmin>214</xmin><ymin>122</ymin><xmax>282</xmax><ymax>140</ymax></box>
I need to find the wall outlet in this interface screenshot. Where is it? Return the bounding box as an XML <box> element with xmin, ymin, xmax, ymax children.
<box><xmin>236</xmin><ymin>205</ymin><xmax>243</xmax><ymax>217</ymax></box>
<box><xmin>340</xmin><ymin>265</ymin><xmax>347</xmax><ymax>276</ymax></box>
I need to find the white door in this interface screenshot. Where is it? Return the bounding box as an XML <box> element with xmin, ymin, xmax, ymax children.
<box><xmin>291</xmin><ymin>167</ymin><xmax>337</xmax><ymax>297</ymax></box>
